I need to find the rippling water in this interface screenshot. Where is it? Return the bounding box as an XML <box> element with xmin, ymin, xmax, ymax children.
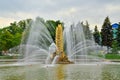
<box><xmin>0</xmin><ymin>63</ymin><xmax>120</xmax><ymax>80</ymax></box>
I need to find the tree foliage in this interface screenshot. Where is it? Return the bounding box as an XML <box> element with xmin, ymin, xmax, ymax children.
<box><xmin>101</xmin><ymin>16</ymin><xmax>113</xmax><ymax>48</ymax></box>
<box><xmin>0</xmin><ymin>30</ymin><xmax>14</xmax><ymax>51</ymax></box>
<box><xmin>0</xmin><ymin>19</ymin><xmax>32</xmax><ymax>52</ymax></box>
<box><xmin>93</xmin><ymin>25</ymin><xmax>101</xmax><ymax>45</ymax></box>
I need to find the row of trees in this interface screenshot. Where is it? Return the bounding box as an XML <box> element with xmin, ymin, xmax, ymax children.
<box><xmin>0</xmin><ymin>16</ymin><xmax>119</xmax><ymax>55</ymax></box>
<box><xmin>93</xmin><ymin>16</ymin><xmax>120</xmax><ymax>53</ymax></box>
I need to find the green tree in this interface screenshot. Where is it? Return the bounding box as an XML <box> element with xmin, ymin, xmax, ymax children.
<box><xmin>9</xmin><ymin>22</ymin><xmax>23</xmax><ymax>34</ymax></box>
<box><xmin>0</xmin><ymin>19</ymin><xmax>32</xmax><ymax>52</ymax></box>
<box><xmin>18</xmin><ymin>20</ymin><xmax>26</xmax><ymax>30</ymax></box>
<box><xmin>13</xmin><ymin>33</ymin><xmax>22</xmax><ymax>46</ymax></box>
<box><xmin>0</xmin><ymin>30</ymin><xmax>14</xmax><ymax>51</ymax></box>
<box><xmin>101</xmin><ymin>16</ymin><xmax>113</xmax><ymax>53</ymax></box>
<box><xmin>93</xmin><ymin>25</ymin><xmax>101</xmax><ymax>45</ymax></box>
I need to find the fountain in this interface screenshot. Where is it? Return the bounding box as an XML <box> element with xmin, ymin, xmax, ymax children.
<box><xmin>19</xmin><ymin>17</ymin><xmax>106</xmax><ymax>64</ymax></box>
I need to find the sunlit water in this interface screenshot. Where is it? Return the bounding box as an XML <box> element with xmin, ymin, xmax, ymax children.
<box><xmin>0</xmin><ymin>63</ymin><xmax>120</xmax><ymax>80</ymax></box>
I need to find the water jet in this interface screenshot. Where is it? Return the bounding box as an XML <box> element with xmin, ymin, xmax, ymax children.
<box><xmin>20</xmin><ymin>17</ymin><xmax>106</xmax><ymax>64</ymax></box>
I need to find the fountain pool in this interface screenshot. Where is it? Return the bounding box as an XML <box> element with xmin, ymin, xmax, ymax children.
<box><xmin>0</xmin><ymin>63</ymin><xmax>120</xmax><ymax>80</ymax></box>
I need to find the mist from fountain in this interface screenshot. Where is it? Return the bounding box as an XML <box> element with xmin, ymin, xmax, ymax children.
<box><xmin>64</xmin><ymin>22</ymin><xmax>88</xmax><ymax>63</ymax></box>
<box><xmin>64</xmin><ymin>22</ymin><xmax>106</xmax><ymax>63</ymax></box>
<box><xmin>19</xmin><ymin>17</ymin><xmax>106</xmax><ymax>64</ymax></box>
<box><xmin>20</xmin><ymin>17</ymin><xmax>55</xmax><ymax>64</ymax></box>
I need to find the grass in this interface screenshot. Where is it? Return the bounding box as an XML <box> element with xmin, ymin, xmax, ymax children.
<box><xmin>0</xmin><ymin>56</ymin><xmax>19</xmax><ymax>59</ymax></box>
<box><xmin>105</xmin><ymin>54</ymin><xmax>120</xmax><ymax>59</ymax></box>
<box><xmin>0</xmin><ymin>54</ymin><xmax>120</xmax><ymax>59</ymax></box>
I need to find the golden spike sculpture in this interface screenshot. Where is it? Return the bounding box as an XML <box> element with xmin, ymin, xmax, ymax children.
<box><xmin>55</xmin><ymin>24</ymin><xmax>73</xmax><ymax>64</ymax></box>
<box><xmin>55</xmin><ymin>24</ymin><xmax>65</xmax><ymax>58</ymax></box>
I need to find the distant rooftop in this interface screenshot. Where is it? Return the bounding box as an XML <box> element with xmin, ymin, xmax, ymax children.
<box><xmin>112</xmin><ymin>23</ymin><xmax>119</xmax><ymax>29</ymax></box>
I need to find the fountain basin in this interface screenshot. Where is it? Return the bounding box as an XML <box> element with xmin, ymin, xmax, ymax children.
<box><xmin>0</xmin><ymin>62</ymin><xmax>120</xmax><ymax>80</ymax></box>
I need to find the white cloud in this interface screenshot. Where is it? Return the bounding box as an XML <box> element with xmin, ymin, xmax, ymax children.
<box><xmin>56</xmin><ymin>8</ymin><xmax>77</xmax><ymax>17</ymax></box>
<box><xmin>10</xmin><ymin>12</ymin><xmax>36</xmax><ymax>20</ymax></box>
<box><xmin>106</xmin><ymin>5</ymin><xmax>120</xmax><ymax>13</ymax></box>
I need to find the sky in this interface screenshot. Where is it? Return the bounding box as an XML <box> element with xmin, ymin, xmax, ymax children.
<box><xmin>0</xmin><ymin>0</ymin><xmax>120</xmax><ymax>30</ymax></box>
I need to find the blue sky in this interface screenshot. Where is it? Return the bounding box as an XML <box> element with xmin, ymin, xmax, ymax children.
<box><xmin>0</xmin><ymin>0</ymin><xmax>120</xmax><ymax>30</ymax></box>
